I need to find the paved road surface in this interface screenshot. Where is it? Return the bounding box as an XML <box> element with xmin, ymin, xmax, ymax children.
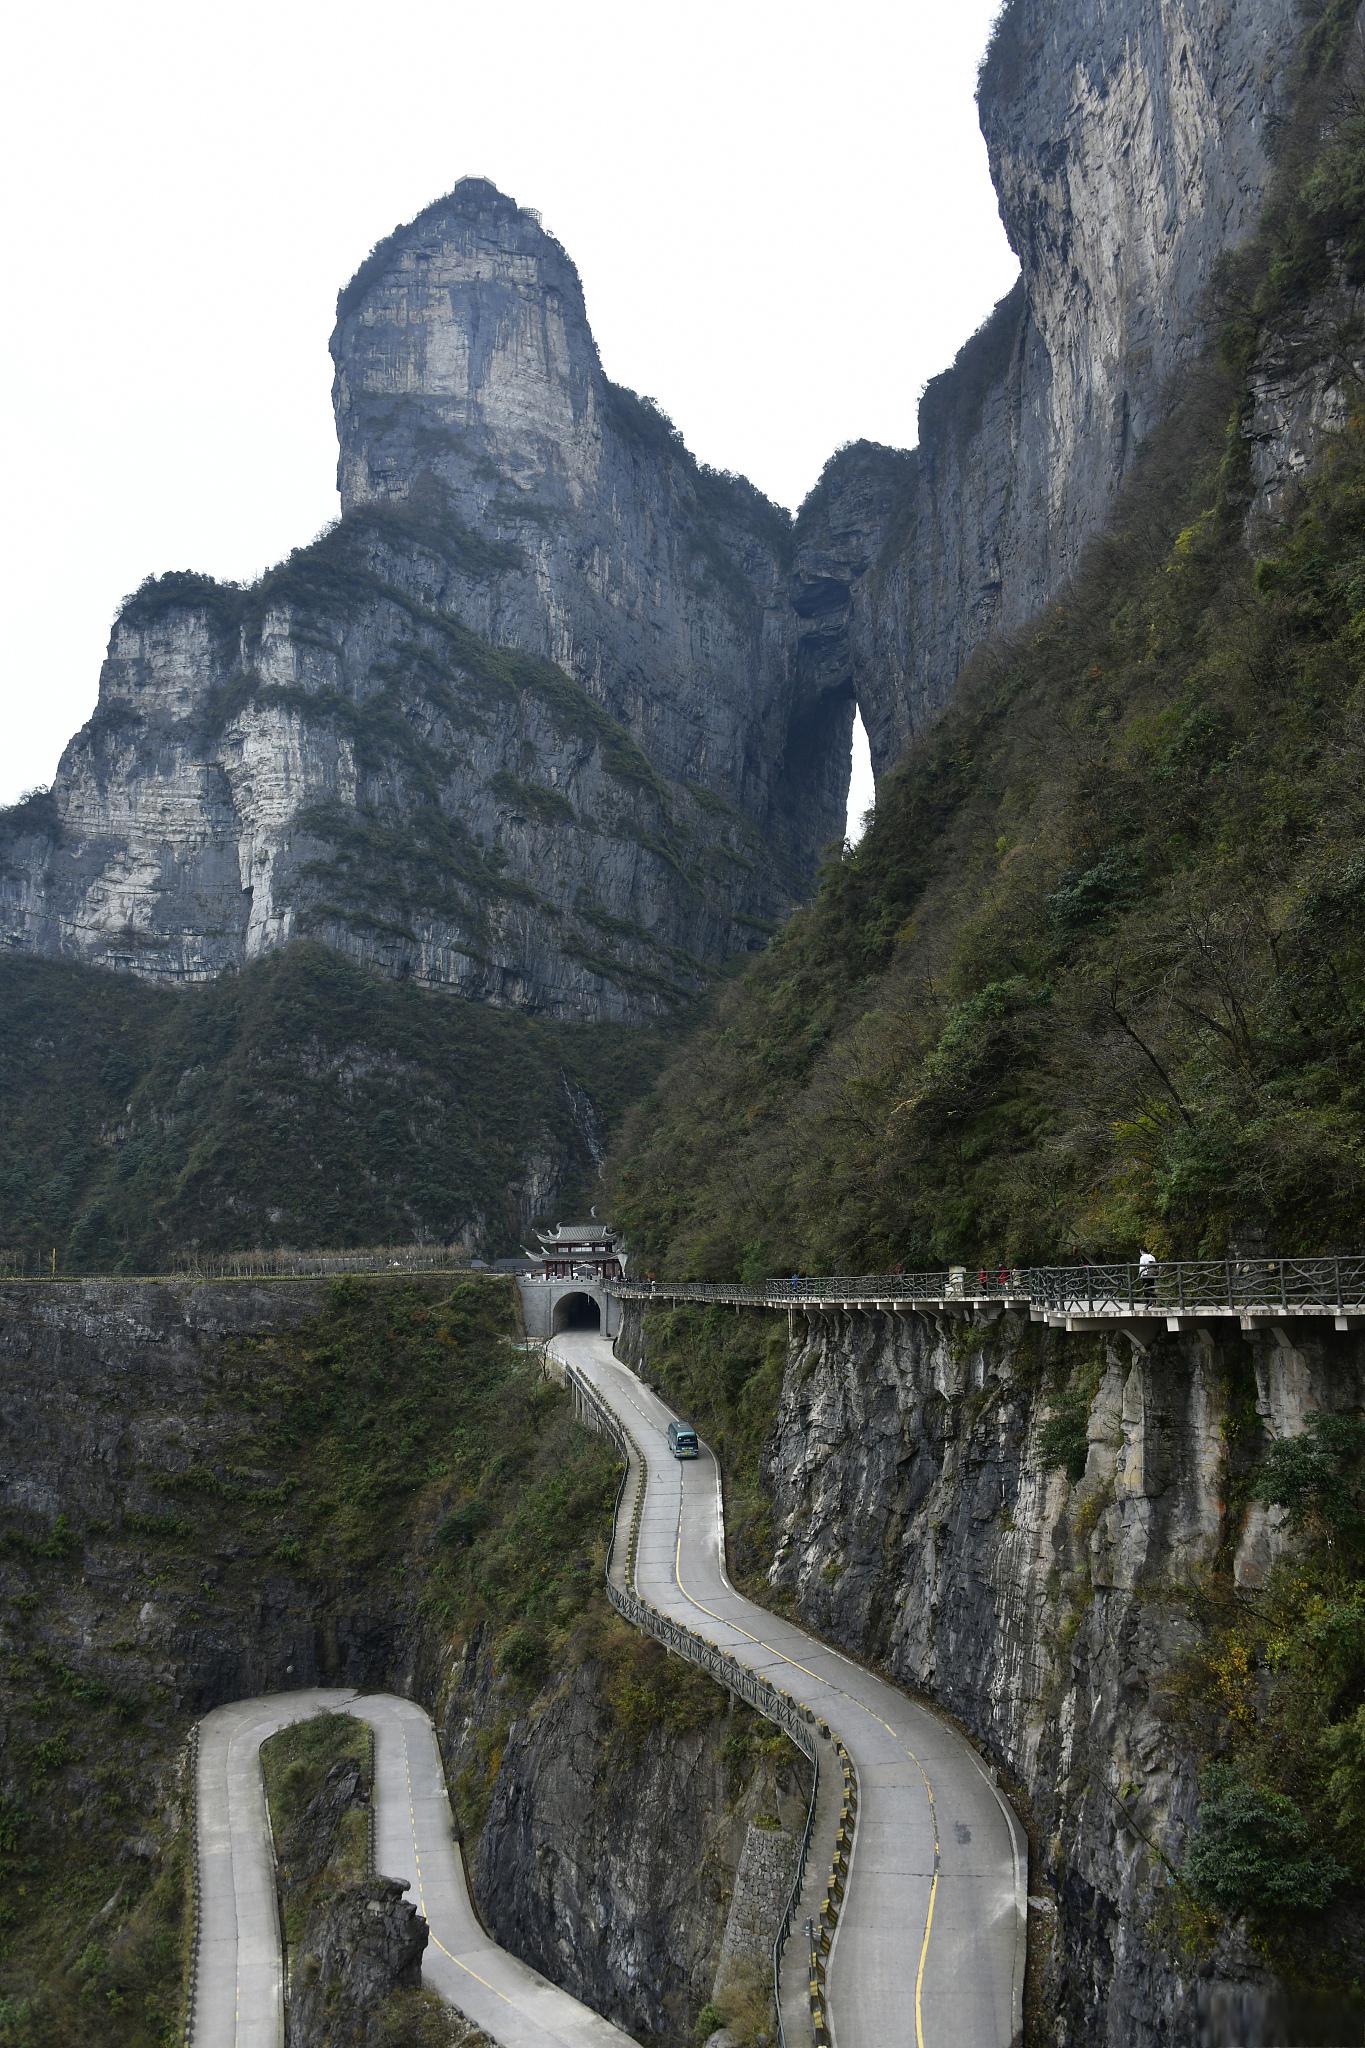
<box><xmin>193</xmin><ymin>1688</ymin><xmax>637</xmax><ymax>2048</ymax></box>
<box><xmin>557</xmin><ymin>1331</ymin><xmax>1027</xmax><ymax>2048</ymax></box>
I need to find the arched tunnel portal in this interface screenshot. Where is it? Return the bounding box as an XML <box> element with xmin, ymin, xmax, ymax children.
<box><xmin>551</xmin><ymin>1290</ymin><xmax>603</xmax><ymax>1335</ymax></box>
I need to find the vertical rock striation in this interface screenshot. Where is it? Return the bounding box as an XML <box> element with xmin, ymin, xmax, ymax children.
<box><xmin>725</xmin><ymin>1305</ymin><xmax>1365</xmax><ymax>2045</ymax></box>
<box><xmin>795</xmin><ymin>0</ymin><xmax>1304</xmax><ymax>770</ymax></box>
<box><xmin>1</xmin><ymin>183</ymin><xmax>825</xmax><ymax>1021</ymax></box>
<box><xmin>0</xmin><ymin>2</ymin><xmax>1327</xmax><ymax>1009</ymax></box>
<box><xmin>446</xmin><ymin>1648</ymin><xmax>809</xmax><ymax>2044</ymax></box>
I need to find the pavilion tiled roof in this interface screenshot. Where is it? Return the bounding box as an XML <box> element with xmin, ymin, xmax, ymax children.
<box><xmin>536</xmin><ymin>1223</ymin><xmax>617</xmax><ymax>1244</ymax></box>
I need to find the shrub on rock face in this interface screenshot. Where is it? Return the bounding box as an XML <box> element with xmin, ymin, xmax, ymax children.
<box><xmin>1255</xmin><ymin>1413</ymin><xmax>1365</xmax><ymax>1561</ymax></box>
<box><xmin>1185</xmin><ymin>1763</ymin><xmax>1347</xmax><ymax>1915</ymax></box>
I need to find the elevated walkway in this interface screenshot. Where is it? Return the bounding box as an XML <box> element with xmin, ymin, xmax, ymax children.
<box><xmin>611</xmin><ymin>1253</ymin><xmax>1365</xmax><ymax>1335</ymax></box>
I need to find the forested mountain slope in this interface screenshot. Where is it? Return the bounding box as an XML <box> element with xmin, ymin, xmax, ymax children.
<box><xmin>0</xmin><ymin>946</ymin><xmax>664</xmax><ymax>1269</ymax></box>
<box><xmin>612</xmin><ymin>6</ymin><xmax>1365</xmax><ymax>1273</ymax></box>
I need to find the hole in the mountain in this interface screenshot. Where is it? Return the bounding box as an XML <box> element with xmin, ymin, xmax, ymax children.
<box><xmin>846</xmin><ymin>707</ymin><xmax>874</xmax><ymax>846</ymax></box>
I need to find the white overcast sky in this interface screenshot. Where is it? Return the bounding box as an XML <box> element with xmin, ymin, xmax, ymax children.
<box><xmin>0</xmin><ymin>0</ymin><xmax>1017</xmax><ymax>829</ymax></box>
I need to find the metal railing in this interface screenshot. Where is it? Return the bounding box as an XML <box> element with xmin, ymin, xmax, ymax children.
<box><xmin>611</xmin><ymin>1250</ymin><xmax>1365</xmax><ymax>1320</ymax></box>
<box><xmin>183</xmin><ymin>1723</ymin><xmax>202</xmax><ymax>2046</ymax></box>
<box><xmin>0</xmin><ymin>1243</ymin><xmax>479</xmax><ymax>1283</ymax></box>
<box><xmin>1028</xmin><ymin>1255</ymin><xmax>1365</xmax><ymax>1315</ymax></box>
<box><xmin>12</xmin><ymin>1246</ymin><xmax>1365</xmax><ymax>1316</ymax></box>
<box><xmin>614</xmin><ymin>1272</ymin><xmax>951</xmax><ymax>1305</ymax></box>
<box><xmin>564</xmin><ymin>1363</ymin><xmax>831</xmax><ymax>2048</ymax></box>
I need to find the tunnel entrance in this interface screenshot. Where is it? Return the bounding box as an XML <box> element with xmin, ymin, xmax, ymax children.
<box><xmin>552</xmin><ymin>1290</ymin><xmax>602</xmax><ymax>1334</ymax></box>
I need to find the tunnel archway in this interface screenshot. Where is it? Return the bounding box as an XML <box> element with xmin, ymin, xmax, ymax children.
<box><xmin>552</xmin><ymin>1290</ymin><xmax>602</xmax><ymax>1334</ymax></box>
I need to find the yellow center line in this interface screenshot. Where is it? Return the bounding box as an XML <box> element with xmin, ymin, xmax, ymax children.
<box><xmin>402</xmin><ymin>1734</ymin><xmax>427</xmax><ymax>1919</ymax></box>
<box><xmin>634</xmin><ymin>1376</ymin><xmax>943</xmax><ymax>2048</ymax></box>
<box><xmin>428</xmin><ymin>1931</ymin><xmax>512</xmax><ymax>2000</ymax></box>
<box><xmin>914</xmin><ymin>1782</ymin><xmax>941</xmax><ymax>2048</ymax></box>
<box><xmin>399</xmin><ymin>1723</ymin><xmax>518</xmax><ymax>2011</ymax></box>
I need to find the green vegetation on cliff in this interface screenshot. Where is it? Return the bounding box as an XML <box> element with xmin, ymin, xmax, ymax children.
<box><xmin>261</xmin><ymin>1713</ymin><xmax>372</xmax><ymax>1950</ymax></box>
<box><xmin>0</xmin><ymin>1278</ymin><xmax>619</xmax><ymax>2043</ymax></box>
<box><xmin>611</xmin><ymin>25</ymin><xmax>1365</xmax><ymax>1273</ymax></box>
<box><xmin>0</xmin><ymin>1271</ymin><xmax>806</xmax><ymax>2047</ymax></box>
<box><xmin>261</xmin><ymin>1713</ymin><xmax>482</xmax><ymax>2047</ymax></box>
<box><xmin>0</xmin><ymin>944</ymin><xmax>667</xmax><ymax>1270</ymax></box>
<box><xmin>1167</xmin><ymin>1411</ymin><xmax>1365</xmax><ymax>1993</ymax></box>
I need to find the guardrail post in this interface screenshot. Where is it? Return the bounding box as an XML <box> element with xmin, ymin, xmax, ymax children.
<box><xmin>570</xmin><ymin>1352</ymin><xmax>835</xmax><ymax>2048</ymax></box>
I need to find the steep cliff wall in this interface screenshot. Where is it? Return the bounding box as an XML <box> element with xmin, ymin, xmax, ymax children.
<box><xmin>440</xmin><ymin>1636</ymin><xmax>807</xmax><ymax>2043</ymax></box>
<box><xmin>0</xmin><ymin>181</ymin><xmax>826</xmax><ymax>1022</ymax></box>
<box><xmin>3</xmin><ymin>6</ymin><xmax>1315</xmax><ymax>1003</ymax></box>
<box><xmin>619</xmin><ymin>1299</ymin><xmax>1365</xmax><ymax>2044</ymax></box>
<box><xmin>796</xmin><ymin>0</ymin><xmax>1304</xmax><ymax>769</ymax></box>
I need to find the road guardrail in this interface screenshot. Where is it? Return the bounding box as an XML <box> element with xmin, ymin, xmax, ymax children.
<box><xmin>565</xmin><ymin>1364</ymin><xmax>841</xmax><ymax>2048</ymax></box>
<box><xmin>183</xmin><ymin>1723</ymin><xmax>201</xmax><ymax>2046</ymax></box>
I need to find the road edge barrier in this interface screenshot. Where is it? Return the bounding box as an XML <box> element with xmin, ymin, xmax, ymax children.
<box><xmin>365</xmin><ymin>1720</ymin><xmax>378</xmax><ymax>1874</ymax></box>
<box><xmin>807</xmin><ymin>1738</ymin><xmax>859</xmax><ymax>2047</ymax></box>
<box><xmin>183</xmin><ymin>1722</ymin><xmax>202</xmax><ymax>2047</ymax></box>
<box><xmin>566</xmin><ymin>1363</ymin><xmax>845</xmax><ymax>2048</ymax></box>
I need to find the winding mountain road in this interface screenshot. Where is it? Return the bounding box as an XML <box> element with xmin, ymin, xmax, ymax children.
<box><xmin>557</xmin><ymin>1330</ymin><xmax>1028</xmax><ymax>2048</ymax></box>
<box><xmin>192</xmin><ymin>1689</ymin><xmax>636</xmax><ymax>2048</ymax></box>
<box><xmin>191</xmin><ymin>1334</ymin><xmax>1025</xmax><ymax>2048</ymax></box>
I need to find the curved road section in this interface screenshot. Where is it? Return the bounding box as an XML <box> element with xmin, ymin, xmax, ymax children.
<box><xmin>192</xmin><ymin>1688</ymin><xmax>636</xmax><ymax>2048</ymax></box>
<box><xmin>557</xmin><ymin>1330</ymin><xmax>1027</xmax><ymax>2048</ymax></box>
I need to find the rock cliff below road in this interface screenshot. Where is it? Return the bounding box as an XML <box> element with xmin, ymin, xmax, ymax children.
<box><xmin>618</xmin><ymin>1297</ymin><xmax>1365</xmax><ymax>2047</ymax></box>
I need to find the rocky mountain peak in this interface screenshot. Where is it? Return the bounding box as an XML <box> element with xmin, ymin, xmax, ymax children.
<box><xmin>0</xmin><ymin>2</ymin><xmax>1308</xmax><ymax>1026</ymax></box>
<box><xmin>331</xmin><ymin>177</ymin><xmax>603</xmax><ymax>518</ymax></box>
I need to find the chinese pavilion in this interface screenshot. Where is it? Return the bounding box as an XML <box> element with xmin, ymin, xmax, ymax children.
<box><xmin>526</xmin><ymin>1223</ymin><xmax>624</xmax><ymax>1282</ymax></box>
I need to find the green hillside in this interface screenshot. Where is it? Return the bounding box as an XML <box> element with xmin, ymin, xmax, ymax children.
<box><xmin>611</xmin><ymin>13</ymin><xmax>1365</xmax><ymax>1274</ymax></box>
<box><xmin>0</xmin><ymin>945</ymin><xmax>668</xmax><ymax>1270</ymax></box>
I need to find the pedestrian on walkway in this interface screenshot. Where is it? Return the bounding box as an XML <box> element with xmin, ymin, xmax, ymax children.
<box><xmin>1138</xmin><ymin>1247</ymin><xmax>1158</xmax><ymax>1299</ymax></box>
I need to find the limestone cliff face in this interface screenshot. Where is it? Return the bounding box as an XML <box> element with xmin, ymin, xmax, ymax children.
<box><xmin>328</xmin><ymin>183</ymin><xmax>828</xmax><ymax>879</ymax></box>
<box><xmin>1</xmin><ymin>183</ymin><xmax>823</xmax><ymax>1023</ymax></box>
<box><xmin>796</xmin><ymin>0</ymin><xmax>1304</xmax><ymax>769</ymax></box>
<box><xmin>0</xmin><ymin>5</ymin><xmax>1322</xmax><ymax>1007</ymax></box>
<box><xmin>662</xmin><ymin>1303</ymin><xmax>1365</xmax><ymax>2046</ymax></box>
